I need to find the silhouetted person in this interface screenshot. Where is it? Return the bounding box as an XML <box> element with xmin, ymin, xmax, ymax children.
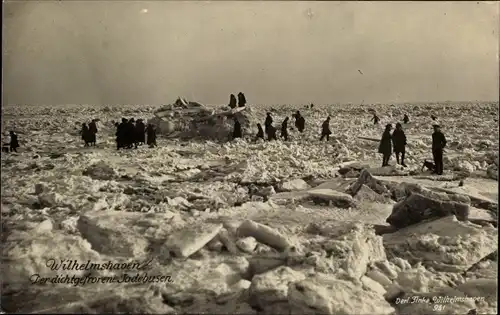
<box><xmin>116</xmin><ymin>118</ymin><xmax>127</xmax><ymax>150</ymax></box>
<box><xmin>281</xmin><ymin>117</ymin><xmax>289</xmax><ymax>141</ymax></box>
<box><xmin>432</xmin><ymin>124</ymin><xmax>447</xmax><ymax>175</ymax></box>
<box><xmin>267</xmin><ymin>125</ymin><xmax>277</xmax><ymax>141</ymax></box>
<box><xmin>135</xmin><ymin>119</ymin><xmax>146</xmax><ymax>145</ymax></box>
<box><xmin>255</xmin><ymin>123</ymin><xmax>265</xmax><ymax>140</ymax></box>
<box><xmin>9</xmin><ymin>131</ymin><xmax>19</xmax><ymax>153</ymax></box>
<box><xmin>320</xmin><ymin>116</ymin><xmax>331</xmax><ymax>141</ymax></box>
<box><xmin>232</xmin><ymin>118</ymin><xmax>242</xmax><ymax>139</ymax></box>
<box><xmin>146</xmin><ymin>124</ymin><xmax>157</xmax><ymax>148</ymax></box>
<box><xmin>229</xmin><ymin>94</ymin><xmax>237</xmax><ymax>109</ymax></box>
<box><xmin>371</xmin><ymin>113</ymin><xmax>380</xmax><ymax>125</ymax></box>
<box><xmin>379</xmin><ymin>124</ymin><xmax>393</xmax><ymax>167</ymax></box>
<box><xmin>392</xmin><ymin>123</ymin><xmax>407</xmax><ymax>167</ymax></box>
<box><xmin>81</xmin><ymin>123</ymin><xmax>90</xmax><ymax>147</ymax></box>
<box><xmin>403</xmin><ymin>114</ymin><xmax>409</xmax><ymax>124</ymax></box>
<box><xmin>127</xmin><ymin>118</ymin><xmax>136</xmax><ymax>148</ymax></box>
<box><xmin>310</xmin><ymin>103</ymin><xmax>314</xmax><ymax>109</ymax></box>
<box><xmin>264</xmin><ymin>113</ymin><xmax>273</xmax><ymax>136</ymax></box>
<box><xmin>88</xmin><ymin>119</ymin><xmax>98</xmax><ymax>146</ymax></box>
<box><xmin>237</xmin><ymin>92</ymin><xmax>247</xmax><ymax>107</ymax></box>
<box><xmin>294</xmin><ymin>111</ymin><xmax>305</xmax><ymax>133</ymax></box>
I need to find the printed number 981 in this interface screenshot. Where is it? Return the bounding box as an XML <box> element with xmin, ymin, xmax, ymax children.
<box><xmin>433</xmin><ymin>304</ymin><xmax>446</xmax><ymax>312</ymax></box>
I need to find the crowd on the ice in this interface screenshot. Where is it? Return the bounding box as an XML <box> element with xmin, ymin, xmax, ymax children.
<box><xmin>2</xmin><ymin>91</ymin><xmax>449</xmax><ymax>175</ymax></box>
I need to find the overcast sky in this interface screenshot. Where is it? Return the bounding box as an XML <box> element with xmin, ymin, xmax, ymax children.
<box><xmin>3</xmin><ymin>1</ymin><xmax>499</xmax><ymax>106</ymax></box>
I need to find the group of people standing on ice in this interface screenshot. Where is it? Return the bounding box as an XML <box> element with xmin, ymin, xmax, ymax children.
<box><xmin>80</xmin><ymin>119</ymin><xmax>99</xmax><ymax>147</ymax></box>
<box><xmin>78</xmin><ymin>118</ymin><xmax>157</xmax><ymax>150</ymax></box>
<box><xmin>114</xmin><ymin>118</ymin><xmax>157</xmax><ymax>150</ymax></box>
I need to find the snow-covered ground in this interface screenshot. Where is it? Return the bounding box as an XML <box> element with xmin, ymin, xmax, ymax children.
<box><xmin>1</xmin><ymin>101</ymin><xmax>498</xmax><ymax>314</ymax></box>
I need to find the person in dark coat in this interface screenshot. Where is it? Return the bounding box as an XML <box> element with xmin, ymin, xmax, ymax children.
<box><xmin>293</xmin><ymin>111</ymin><xmax>305</xmax><ymax>133</ymax></box>
<box><xmin>320</xmin><ymin>116</ymin><xmax>331</xmax><ymax>141</ymax></box>
<box><xmin>116</xmin><ymin>118</ymin><xmax>127</xmax><ymax>150</ymax></box>
<box><xmin>88</xmin><ymin>119</ymin><xmax>98</xmax><ymax>146</ymax></box>
<box><xmin>378</xmin><ymin>124</ymin><xmax>393</xmax><ymax>167</ymax></box>
<box><xmin>146</xmin><ymin>124</ymin><xmax>157</xmax><ymax>148</ymax></box>
<box><xmin>371</xmin><ymin>113</ymin><xmax>380</xmax><ymax>125</ymax></box>
<box><xmin>310</xmin><ymin>103</ymin><xmax>314</xmax><ymax>109</ymax></box>
<box><xmin>81</xmin><ymin>123</ymin><xmax>90</xmax><ymax>147</ymax></box>
<box><xmin>392</xmin><ymin>123</ymin><xmax>407</xmax><ymax>167</ymax></box>
<box><xmin>229</xmin><ymin>94</ymin><xmax>237</xmax><ymax>109</ymax></box>
<box><xmin>267</xmin><ymin>125</ymin><xmax>277</xmax><ymax>141</ymax></box>
<box><xmin>255</xmin><ymin>123</ymin><xmax>265</xmax><ymax>140</ymax></box>
<box><xmin>232</xmin><ymin>118</ymin><xmax>242</xmax><ymax>140</ymax></box>
<box><xmin>237</xmin><ymin>92</ymin><xmax>247</xmax><ymax>107</ymax></box>
<box><xmin>9</xmin><ymin>131</ymin><xmax>19</xmax><ymax>152</ymax></box>
<box><xmin>126</xmin><ymin>118</ymin><xmax>136</xmax><ymax>148</ymax></box>
<box><xmin>281</xmin><ymin>117</ymin><xmax>289</xmax><ymax>141</ymax></box>
<box><xmin>403</xmin><ymin>114</ymin><xmax>409</xmax><ymax>124</ymax></box>
<box><xmin>135</xmin><ymin>119</ymin><xmax>146</xmax><ymax>145</ymax></box>
<box><xmin>432</xmin><ymin>124</ymin><xmax>447</xmax><ymax>175</ymax></box>
<box><xmin>264</xmin><ymin>113</ymin><xmax>273</xmax><ymax>136</ymax></box>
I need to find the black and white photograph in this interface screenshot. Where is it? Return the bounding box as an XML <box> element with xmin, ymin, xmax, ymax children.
<box><xmin>1</xmin><ymin>1</ymin><xmax>499</xmax><ymax>314</ymax></box>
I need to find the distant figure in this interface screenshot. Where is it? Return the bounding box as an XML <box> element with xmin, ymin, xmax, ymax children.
<box><xmin>320</xmin><ymin>116</ymin><xmax>331</xmax><ymax>141</ymax></box>
<box><xmin>9</xmin><ymin>131</ymin><xmax>19</xmax><ymax>153</ymax></box>
<box><xmin>281</xmin><ymin>117</ymin><xmax>289</xmax><ymax>141</ymax></box>
<box><xmin>229</xmin><ymin>94</ymin><xmax>237</xmax><ymax>109</ymax></box>
<box><xmin>116</xmin><ymin>118</ymin><xmax>127</xmax><ymax>150</ymax></box>
<box><xmin>310</xmin><ymin>103</ymin><xmax>314</xmax><ymax>109</ymax></box>
<box><xmin>80</xmin><ymin>123</ymin><xmax>90</xmax><ymax>147</ymax></box>
<box><xmin>378</xmin><ymin>124</ymin><xmax>393</xmax><ymax>167</ymax></box>
<box><xmin>135</xmin><ymin>119</ymin><xmax>146</xmax><ymax>145</ymax></box>
<box><xmin>392</xmin><ymin>123</ymin><xmax>407</xmax><ymax>167</ymax></box>
<box><xmin>237</xmin><ymin>92</ymin><xmax>247</xmax><ymax>107</ymax></box>
<box><xmin>232</xmin><ymin>118</ymin><xmax>242</xmax><ymax>139</ymax></box>
<box><xmin>267</xmin><ymin>125</ymin><xmax>278</xmax><ymax>141</ymax></box>
<box><xmin>403</xmin><ymin>114</ymin><xmax>409</xmax><ymax>124</ymax></box>
<box><xmin>432</xmin><ymin>124</ymin><xmax>447</xmax><ymax>175</ymax></box>
<box><xmin>264</xmin><ymin>113</ymin><xmax>273</xmax><ymax>136</ymax></box>
<box><xmin>146</xmin><ymin>124</ymin><xmax>157</xmax><ymax>148</ymax></box>
<box><xmin>88</xmin><ymin>119</ymin><xmax>98</xmax><ymax>146</ymax></box>
<box><xmin>255</xmin><ymin>123</ymin><xmax>265</xmax><ymax>140</ymax></box>
<box><xmin>127</xmin><ymin>118</ymin><xmax>136</xmax><ymax>148</ymax></box>
<box><xmin>371</xmin><ymin>113</ymin><xmax>380</xmax><ymax>125</ymax></box>
<box><xmin>293</xmin><ymin>111</ymin><xmax>305</xmax><ymax>133</ymax></box>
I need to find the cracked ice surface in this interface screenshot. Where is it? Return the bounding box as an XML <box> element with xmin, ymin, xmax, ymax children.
<box><xmin>1</xmin><ymin>102</ymin><xmax>498</xmax><ymax>314</ymax></box>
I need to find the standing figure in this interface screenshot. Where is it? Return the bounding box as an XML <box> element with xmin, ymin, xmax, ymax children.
<box><xmin>229</xmin><ymin>94</ymin><xmax>237</xmax><ymax>109</ymax></box>
<box><xmin>81</xmin><ymin>123</ymin><xmax>90</xmax><ymax>147</ymax></box>
<box><xmin>378</xmin><ymin>124</ymin><xmax>393</xmax><ymax>167</ymax></box>
<box><xmin>127</xmin><ymin>118</ymin><xmax>136</xmax><ymax>148</ymax></box>
<box><xmin>237</xmin><ymin>92</ymin><xmax>247</xmax><ymax>107</ymax></box>
<box><xmin>264</xmin><ymin>113</ymin><xmax>273</xmax><ymax>136</ymax></box>
<box><xmin>294</xmin><ymin>111</ymin><xmax>305</xmax><ymax>133</ymax></box>
<box><xmin>9</xmin><ymin>131</ymin><xmax>19</xmax><ymax>152</ymax></box>
<box><xmin>310</xmin><ymin>103</ymin><xmax>314</xmax><ymax>109</ymax></box>
<box><xmin>255</xmin><ymin>123</ymin><xmax>265</xmax><ymax>140</ymax></box>
<box><xmin>267</xmin><ymin>125</ymin><xmax>277</xmax><ymax>141</ymax></box>
<box><xmin>116</xmin><ymin>118</ymin><xmax>127</xmax><ymax>150</ymax></box>
<box><xmin>146</xmin><ymin>124</ymin><xmax>157</xmax><ymax>148</ymax></box>
<box><xmin>403</xmin><ymin>114</ymin><xmax>409</xmax><ymax>124</ymax></box>
<box><xmin>432</xmin><ymin>124</ymin><xmax>447</xmax><ymax>175</ymax></box>
<box><xmin>392</xmin><ymin>123</ymin><xmax>407</xmax><ymax>167</ymax></box>
<box><xmin>320</xmin><ymin>116</ymin><xmax>331</xmax><ymax>141</ymax></box>
<box><xmin>88</xmin><ymin>119</ymin><xmax>98</xmax><ymax>146</ymax></box>
<box><xmin>232</xmin><ymin>117</ymin><xmax>242</xmax><ymax>140</ymax></box>
<box><xmin>281</xmin><ymin>117</ymin><xmax>289</xmax><ymax>141</ymax></box>
<box><xmin>371</xmin><ymin>113</ymin><xmax>380</xmax><ymax>125</ymax></box>
<box><xmin>135</xmin><ymin>119</ymin><xmax>146</xmax><ymax>145</ymax></box>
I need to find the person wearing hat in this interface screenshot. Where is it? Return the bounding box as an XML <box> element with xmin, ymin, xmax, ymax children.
<box><xmin>378</xmin><ymin>124</ymin><xmax>393</xmax><ymax>167</ymax></box>
<box><xmin>432</xmin><ymin>124</ymin><xmax>447</xmax><ymax>175</ymax></box>
<box><xmin>320</xmin><ymin>116</ymin><xmax>332</xmax><ymax>141</ymax></box>
<box><xmin>264</xmin><ymin>112</ymin><xmax>273</xmax><ymax>137</ymax></box>
<box><xmin>392</xmin><ymin>123</ymin><xmax>407</xmax><ymax>167</ymax></box>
